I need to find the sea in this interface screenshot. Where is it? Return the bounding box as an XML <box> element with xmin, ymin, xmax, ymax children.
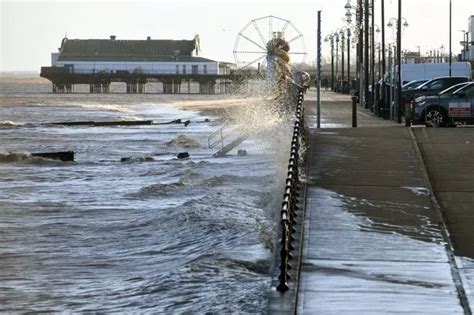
<box><xmin>0</xmin><ymin>75</ymin><xmax>293</xmax><ymax>312</ymax></box>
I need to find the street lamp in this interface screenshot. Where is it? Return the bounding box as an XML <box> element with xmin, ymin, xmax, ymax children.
<box><xmin>324</xmin><ymin>34</ymin><xmax>335</xmax><ymax>90</ymax></box>
<box><xmin>335</xmin><ymin>33</ymin><xmax>340</xmax><ymax>83</ymax></box>
<box><xmin>386</xmin><ymin>16</ymin><xmax>409</xmax><ymax>123</ymax></box>
<box><xmin>345</xmin><ymin>0</ymin><xmax>363</xmax><ymax>102</ymax></box>
<box><xmin>338</xmin><ymin>27</ymin><xmax>348</xmax><ymax>85</ymax></box>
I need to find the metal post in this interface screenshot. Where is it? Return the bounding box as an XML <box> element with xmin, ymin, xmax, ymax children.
<box><xmin>341</xmin><ymin>31</ymin><xmax>345</xmax><ymax>83</ymax></box>
<box><xmin>331</xmin><ymin>38</ymin><xmax>335</xmax><ymax>90</ymax></box>
<box><xmin>449</xmin><ymin>0</ymin><xmax>452</xmax><ymax>76</ymax></box>
<box><xmin>336</xmin><ymin>35</ymin><xmax>340</xmax><ymax>82</ymax></box>
<box><xmin>381</xmin><ymin>0</ymin><xmax>386</xmax><ymax>115</ymax></box>
<box><xmin>371</xmin><ymin>0</ymin><xmax>375</xmax><ymax>112</ymax></box>
<box><xmin>396</xmin><ymin>0</ymin><xmax>402</xmax><ymax>123</ymax></box>
<box><xmin>378</xmin><ymin>44</ymin><xmax>381</xmax><ymax>78</ymax></box>
<box><xmin>388</xmin><ymin>44</ymin><xmax>393</xmax><ymax>120</ymax></box>
<box><xmin>358</xmin><ymin>0</ymin><xmax>364</xmax><ymax>106</ymax></box>
<box><xmin>364</xmin><ymin>0</ymin><xmax>369</xmax><ymax>108</ymax></box>
<box><xmin>347</xmin><ymin>29</ymin><xmax>351</xmax><ymax>87</ymax></box>
<box><xmin>317</xmin><ymin>11</ymin><xmax>322</xmax><ymax>129</ymax></box>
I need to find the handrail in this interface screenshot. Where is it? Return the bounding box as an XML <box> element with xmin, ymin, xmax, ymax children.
<box><xmin>277</xmin><ymin>89</ymin><xmax>305</xmax><ymax>292</ymax></box>
<box><xmin>208</xmin><ymin>125</ymin><xmax>226</xmax><ymax>149</ymax></box>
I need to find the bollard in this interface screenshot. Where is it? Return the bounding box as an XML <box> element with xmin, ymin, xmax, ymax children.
<box><xmin>404</xmin><ymin>101</ymin><xmax>412</xmax><ymax>127</ymax></box>
<box><xmin>351</xmin><ymin>95</ymin><xmax>358</xmax><ymax>128</ymax></box>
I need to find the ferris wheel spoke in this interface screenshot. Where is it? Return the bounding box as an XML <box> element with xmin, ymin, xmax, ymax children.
<box><xmin>281</xmin><ymin>21</ymin><xmax>290</xmax><ymax>34</ymax></box>
<box><xmin>239</xmin><ymin>33</ymin><xmax>266</xmax><ymax>51</ymax></box>
<box><xmin>269</xmin><ymin>16</ymin><xmax>273</xmax><ymax>39</ymax></box>
<box><xmin>288</xmin><ymin>52</ymin><xmax>307</xmax><ymax>55</ymax></box>
<box><xmin>234</xmin><ymin>50</ymin><xmax>267</xmax><ymax>54</ymax></box>
<box><xmin>287</xmin><ymin>34</ymin><xmax>303</xmax><ymax>44</ymax></box>
<box><xmin>241</xmin><ymin>54</ymin><xmax>266</xmax><ymax>69</ymax></box>
<box><xmin>252</xmin><ymin>20</ymin><xmax>267</xmax><ymax>46</ymax></box>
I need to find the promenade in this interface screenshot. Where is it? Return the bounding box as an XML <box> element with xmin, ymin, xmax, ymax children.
<box><xmin>295</xmin><ymin>91</ymin><xmax>474</xmax><ymax>314</ymax></box>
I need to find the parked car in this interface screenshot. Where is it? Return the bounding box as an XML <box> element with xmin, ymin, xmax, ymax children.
<box><xmin>402</xmin><ymin>76</ymin><xmax>471</xmax><ymax>108</ymax></box>
<box><xmin>402</xmin><ymin>79</ymin><xmax>428</xmax><ymax>91</ymax></box>
<box><xmin>411</xmin><ymin>82</ymin><xmax>474</xmax><ymax>127</ymax></box>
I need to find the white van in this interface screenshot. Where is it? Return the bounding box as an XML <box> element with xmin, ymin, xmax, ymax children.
<box><xmin>401</xmin><ymin>62</ymin><xmax>472</xmax><ymax>83</ymax></box>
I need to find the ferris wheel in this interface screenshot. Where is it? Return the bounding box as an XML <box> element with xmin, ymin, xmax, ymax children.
<box><xmin>233</xmin><ymin>15</ymin><xmax>307</xmax><ymax>70</ymax></box>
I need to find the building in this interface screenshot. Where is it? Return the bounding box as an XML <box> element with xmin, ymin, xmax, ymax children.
<box><xmin>41</xmin><ymin>35</ymin><xmax>238</xmax><ymax>94</ymax></box>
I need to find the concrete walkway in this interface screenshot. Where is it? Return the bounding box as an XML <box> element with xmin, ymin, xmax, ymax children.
<box><xmin>296</xmin><ymin>91</ymin><xmax>473</xmax><ymax>314</ymax></box>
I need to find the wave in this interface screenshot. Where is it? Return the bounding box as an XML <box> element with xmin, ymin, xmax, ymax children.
<box><xmin>0</xmin><ymin>151</ymin><xmax>33</xmax><ymax>162</ymax></box>
<box><xmin>0</xmin><ymin>151</ymin><xmax>67</xmax><ymax>165</ymax></box>
<box><xmin>168</xmin><ymin>134</ymin><xmax>200</xmax><ymax>148</ymax></box>
<box><xmin>75</xmin><ymin>103</ymin><xmax>134</xmax><ymax>113</ymax></box>
<box><xmin>0</xmin><ymin>120</ymin><xmax>18</xmax><ymax>127</ymax></box>
<box><xmin>129</xmin><ymin>182</ymin><xmax>186</xmax><ymax>198</ymax></box>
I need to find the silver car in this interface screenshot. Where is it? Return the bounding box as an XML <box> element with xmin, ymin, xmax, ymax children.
<box><xmin>412</xmin><ymin>82</ymin><xmax>474</xmax><ymax>127</ymax></box>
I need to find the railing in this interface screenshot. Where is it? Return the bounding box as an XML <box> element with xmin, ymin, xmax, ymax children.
<box><xmin>208</xmin><ymin>126</ymin><xmax>226</xmax><ymax>149</ymax></box>
<box><xmin>277</xmin><ymin>89</ymin><xmax>305</xmax><ymax>292</ymax></box>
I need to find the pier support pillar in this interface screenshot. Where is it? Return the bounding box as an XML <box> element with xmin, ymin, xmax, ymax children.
<box><xmin>102</xmin><ymin>82</ymin><xmax>110</xmax><ymax>93</ymax></box>
<box><xmin>199</xmin><ymin>81</ymin><xmax>215</xmax><ymax>94</ymax></box>
<box><xmin>126</xmin><ymin>82</ymin><xmax>138</xmax><ymax>94</ymax></box>
<box><xmin>138</xmin><ymin>82</ymin><xmax>145</xmax><ymax>94</ymax></box>
<box><xmin>163</xmin><ymin>80</ymin><xmax>172</xmax><ymax>94</ymax></box>
<box><xmin>173</xmin><ymin>80</ymin><xmax>181</xmax><ymax>94</ymax></box>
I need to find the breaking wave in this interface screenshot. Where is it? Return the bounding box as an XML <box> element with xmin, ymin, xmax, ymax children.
<box><xmin>76</xmin><ymin>103</ymin><xmax>134</xmax><ymax>113</ymax></box>
<box><xmin>0</xmin><ymin>120</ymin><xmax>18</xmax><ymax>127</ymax></box>
<box><xmin>168</xmin><ymin>134</ymin><xmax>201</xmax><ymax>148</ymax></box>
<box><xmin>0</xmin><ymin>151</ymin><xmax>32</xmax><ymax>162</ymax></box>
<box><xmin>0</xmin><ymin>151</ymin><xmax>67</xmax><ymax>165</ymax></box>
<box><xmin>130</xmin><ymin>182</ymin><xmax>186</xmax><ymax>198</ymax></box>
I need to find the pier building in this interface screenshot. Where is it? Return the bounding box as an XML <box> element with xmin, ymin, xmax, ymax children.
<box><xmin>40</xmin><ymin>35</ymin><xmax>239</xmax><ymax>94</ymax></box>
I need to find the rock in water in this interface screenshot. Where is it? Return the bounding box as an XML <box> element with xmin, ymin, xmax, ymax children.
<box><xmin>237</xmin><ymin>149</ymin><xmax>248</xmax><ymax>157</ymax></box>
<box><xmin>177</xmin><ymin>152</ymin><xmax>190</xmax><ymax>159</ymax></box>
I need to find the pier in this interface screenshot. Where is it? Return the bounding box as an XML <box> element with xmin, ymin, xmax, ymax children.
<box><xmin>39</xmin><ymin>66</ymin><xmax>251</xmax><ymax>94</ymax></box>
<box><xmin>268</xmin><ymin>90</ymin><xmax>474</xmax><ymax>314</ymax></box>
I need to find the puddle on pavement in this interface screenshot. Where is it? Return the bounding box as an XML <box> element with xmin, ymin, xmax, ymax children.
<box><xmin>317</xmin><ymin>187</ymin><xmax>444</xmax><ymax>244</ymax></box>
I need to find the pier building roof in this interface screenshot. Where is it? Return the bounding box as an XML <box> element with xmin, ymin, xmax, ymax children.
<box><xmin>57</xmin><ymin>37</ymin><xmax>212</xmax><ymax>62</ymax></box>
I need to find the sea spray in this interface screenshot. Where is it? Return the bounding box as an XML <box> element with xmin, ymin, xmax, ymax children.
<box><xmin>221</xmin><ymin>82</ymin><xmax>297</xmax><ymax>245</ymax></box>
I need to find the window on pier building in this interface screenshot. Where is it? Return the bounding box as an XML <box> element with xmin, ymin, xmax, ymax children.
<box><xmin>203</xmin><ymin>65</ymin><xmax>207</xmax><ymax>74</ymax></box>
<box><xmin>176</xmin><ymin>65</ymin><xmax>179</xmax><ymax>74</ymax></box>
<box><xmin>192</xmin><ymin>65</ymin><xmax>198</xmax><ymax>74</ymax></box>
<box><xmin>182</xmin><ymin>65</ymin><xmax>186</xmax><ymax>74</ymax></box>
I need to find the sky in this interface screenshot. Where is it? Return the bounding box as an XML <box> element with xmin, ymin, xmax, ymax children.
<box><xmin>1</xmin><ymin>0</ymin><xmax>473</xmax><ymax>72</ymax></box>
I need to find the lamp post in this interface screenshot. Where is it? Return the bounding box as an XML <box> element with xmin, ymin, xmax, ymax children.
<box><xmin>364</xmin><ymin>0</ymin><xmax>369</xmax><ymax>108</ymax></box>
<box><xmin>372</xmin><ymin>24</ymin><xmax>380</xmax><ymax>113</ymax></box>
<box><xmin>325</xmin><ymin>35</ymin><xmax>335</xmax><ymax>90</ymax></box>
<box><xmin>345</xmin><ymin>0</ymin><xmax>363</xmax><ymax>102</ymax></box>
<box><xmin>387</xmin><ymin>16</ymin><xmax>408</xmax><ymax>122</ymax></box>
<box><xmin>347</xmin><ymin>28</ymin><xmax>352</xmax><ymax>88</ymax></box>
<box><xmin>335</xmin><ymin>33</ymin><xmax>340</xmax><ymax>83</ymax></box>
<box><xmin>397</xmin><ymin>0</ymin><xmax>402</xmax><ymax>124</ymax></box>
<box><xmin>381</xmin><ymin>0</ymin><xmax>386</xmax><ymax>114</ymax></box>
<box><xmin>339</xmin><ymin>28</ymin><xmax>348</xmax><ymax>84</ymax></box>
<box><xmin>449</xmin><ymin>0</ymin><xmax>452</xmax><ymax>76</ymax></box>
